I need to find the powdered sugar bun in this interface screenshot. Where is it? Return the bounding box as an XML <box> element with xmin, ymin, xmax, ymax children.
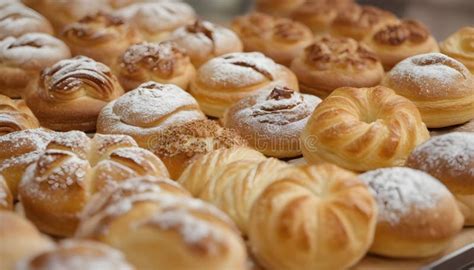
<box><xmin>360</xmin><ymin>167</ymin><xmax>464</xmax><ymax>258</ymax></box>
<box><xmin>440</xmin><ymin>27</ymin><xmax>474</xmax><ymax>74</ymax></box>
<box><xmin>0</xmin><ymin>3</ymin><xmax>53</xmax><ymax>39</ymax></box>
<box><xmin>0</xmin><ymin>95</ymin><xmax>39</xmax><ymax>136</ymax></box>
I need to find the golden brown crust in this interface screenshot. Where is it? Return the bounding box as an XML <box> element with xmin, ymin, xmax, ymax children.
<box><xmin>430</xmin><ymin>118</ymin><xmax>474</xmax><ymax>136</ymax></box>
<box><xmin>0</xmin><ymin>176</ymin><xmax>13</xmax><ymax>210</ymax></box>
<box><xmin>0</xmin><ymin>95</ymin><xmax>39</xmax><ymax>135</ymax></box>
<box><xmin>440</xmin><ymin>27</ymin><xmax>474</xmax><ymax>74</ymax></box>
<box><xmin>255</xmin><ymin>0</ymin><xmax>305</xmax><ymax>16</ymax></box>
<box><xmin>0</xmin><ymin>3</ymin><xmax>53</xmax><ymax>39</ymax></box>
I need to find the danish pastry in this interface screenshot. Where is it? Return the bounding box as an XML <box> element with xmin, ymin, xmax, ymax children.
<box><xmin>0</xmin><ymin>95</ymin><xmax>39</xmax><ymax>135</ymax></box>
<box><xmin>0</xmin><ymin>3</ymin><xmax>53</xmax><ymax>39</ymax></box>
<box><xmin>440</xmin><ymin>27</ymin><xmax>474</xmax><ymax>74</ymax></box>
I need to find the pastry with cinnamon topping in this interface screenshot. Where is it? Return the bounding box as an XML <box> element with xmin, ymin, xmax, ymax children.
<box><xmin>290</xmin><ymin>35</ymin><xmax>384</xmax><ymax>98</ymax></box>
<box><xmin>232</xmin><ymin>12</ymin><xmax>313</xmax><ymax>66</ymax></box>
<box><xmin>0</xmin><ymin>94</ymin><xmax>39</xmax><ymax>136</ymax></box>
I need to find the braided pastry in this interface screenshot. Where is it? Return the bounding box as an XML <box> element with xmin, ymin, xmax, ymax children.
<box><xmin>440</xmin><ymin>27</ymin><xmax>474</xmax><ymax>74</ymax></box>
<box><xmin>0</xmin><ymin>94</ymin><xmax>39</xmax><ymax>135</ymax></box>
<box><xmin>0</xmin><ymin>176</ymin><xmax>12</xmax><ymax>210</ymax></box>
<box><xmin>0</xmin><ymin>3</ymin><xmax>53</xmax><ymax>39</ymax></box>
<box><xmin>301</xmin><ymin>86</ymin><xmax>430</xmax><ymax>171</ymax></box>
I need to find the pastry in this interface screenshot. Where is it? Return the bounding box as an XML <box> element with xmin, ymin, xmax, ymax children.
<box><xmin>360</xmin><ymin>167</ymin><xmax>464</xmax><ymax>257</ymax></box>
<box><xmin>0</xmin><ymin>95</ymin><xmax>39</xmax><ymax>135</ymax></box>
<box><xmin>255</xmin><ymin>0</ymin><xmax>305</xmax><ymax>16</ymax></box>
<box><xmin>301</xmin><ymin>86</ymin><xmax>430</xmax><ymax>171</ymax></box>
<box><xmin>0</xmin><ymin>32</ymin><xmax>71</xmax><ymax>98</ymax></box>
<box><xmin>249</xmin><ymin>163</ymin><xmax>377</xmax><ymax>270</ymax></box>
<box><xmin>61</xmin><ymin>12</ymin><xmax>140</xmax><ymax>67</ymax></box>
<box><xmin>406</xmin><ymin>132</ymin><xmax>474</xmax><ymax>226</ymax></box>
<box><xmin>223</xmin><ymin>86</ymin><xmax>321</xmax><ymax>158</ymax></box>
<box><xmin>231</xmin><ymin>13</ymin><xmax>313</xmax><ymax>66</ymax></box>
<box><xmin>24</xmin><ymin>56</ymin><xmax>124</xmax><ymax>132</ymax></box>
<box><xmin>290</xmin><ymin>35</ymin><xmax>384</xmax><ymax>98</ymax></box>
<box><xmin>107</xmin><ymin>0</ymin><xmax>171</xmax><ymax>9</ymax></box>
<box><xmin>0</xmin><ymin>176</ymin><xmax>13</xmax><ymax>210</ymax></box>
<box><xmin>97</xmin><ymin>81</ymin><xmax>206</xmax><ymax>148</ymax></box>
<box><xmin>76</xmin><ymin>177</ymin><xmax>248</xmax><ymax>270</ymax></box>
<box><xmin>440</xmin><ymin>27</ymin><xmax>474</xmax><ymax>74</ymax></box>
<box><xmin>115</xmin><ymin>41</ymin><xmax>195</xmax><ymax>91</ymax></box>
<box><xmin>189</xmin><ymin>52</ymin><xmax>299</xmax><ymax>117</ymax></box>
<box><xmin>430</xmin><ymin>119</ymin><xmax>474</xmax><ymax>136</ymax></box>
<box><xmin>0</xmin><ymin>3</ymin><xmax>53</xmax><ymax>39</ymax></box>
<box><xmin>169</xmin><ymin>20</ymin><xmax>243</xmax><ymax>67</ymax></box>
<box><xmin>363</xmin><ymin>19</ymin><xmax>439</xmax><ymax>70</ymax></box>
<box><xmin>382</xmin><ymin>53</ymin><xmax>474</xmax><ymax>128</ymax></box>
<box><xmin>114</xmin><ymin>1</ymin><xmax>196</xmax><ymax>42</ymax></box>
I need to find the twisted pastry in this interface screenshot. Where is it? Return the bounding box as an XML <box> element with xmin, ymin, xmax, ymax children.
<box><xmin>0</xmin><ymin>176</ymin><xmax>12</xmax><ymax>210</ymax></box>
<box><xmin>25</xmin><ymin>56</ymin><xmax>123</xmax><ymax>131</ymax></box>
<box><xmin>440</xmin><ymin>27</ymin><xmax>474</xmax><ymax>74</ymax></box>
<box><xmin>0</xmin><ymin>94</ymin><xmax>39</xmax><ymax>135</ymax></box>
<box><xmin>0</xmin><ymin>3</ymin><xmax>53</xmax><ymax>39</ymax></box>
<box><xmin>301</xmin><ymin>86</ymin><xmax>430</xmax><ymax>171</ymax></box>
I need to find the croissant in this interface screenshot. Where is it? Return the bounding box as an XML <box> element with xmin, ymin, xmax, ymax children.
<box><xmin>0</xmin><ymin>3</ymin><xmax>53</xmax><ymax>39</ymax></box>
<box><xmin>440</xmin><ymin>27</ymin><xmax>474</xmax><ymax>73</ymax></box>
<box><xmin>0</xmin><ymin>94</ymin><xmax>39</xmax><ymax>136</ymax></box>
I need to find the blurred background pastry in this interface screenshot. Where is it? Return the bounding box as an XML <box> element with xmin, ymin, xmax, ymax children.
<box><xmin>440</xmin><ymin>27</ymin><xmax>474</xmax><ymax>74</ymax></box>
<box><xmin>0</xmin><ymin>3</ymin><xmax>53</xmax><ymax>39</ymax></box>
<box><xmin>0</xmin><ymin>95</ymin><xmax>39</xmax><ymax>135</ymax></box>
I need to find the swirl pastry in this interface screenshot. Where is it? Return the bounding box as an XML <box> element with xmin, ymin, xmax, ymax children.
<box><xmin>0</xmin><ymin>3</ymin><xmax>53</xmax><ymax>39</ymax></box>
<box><xmin>231</xmin><ymin>13</ymin><xmax>313</xmax><ymax>66</ymax></box>
<box><xmin>440</xmin><ymin>27</ymin><xmax>474</xmax><ymax>74</ymax></box>
<box><xmin>301</xmin><ymin>86</ymin><xmax>430</xmax><ymax>171</ymax></box>
<box><xmin>290</xmin><ymin>35</ymin><xmax>384</xmax><ymax>98</ymax></box>
<box><xmin>249</xmin><ymin>163</ymin><xmax>377</xmax><ymax>270</ymax></box>
<box><xmin>190</xmin><ymin>52</ymin><xmax>299</xmax><ymax>118</ymax></box>
<box><xmin>360</xmin><ymin>167</ymin><xmax>464</xmax><ymax>257</ymax></box>
<box><xmin>255</xmin><ymin>0</ymin><xmax>305</xmax><ymax>16</ymax></box>
<box><xmin>169</xmin><ymin>20</ymin><xmax>243</xmax><ymax>67</ymax></box>
<box><xmin>382</xmin><ymin>53</ymin><xmax>474</xmax><ymax>128</ymax></box>
<box><xmin>223</xmin><ymin>86</ymin><xmax>321</xmax><ymax>158</ymax></box>
<box><xmin>0</xmin><ymin>32</ymin><xmax>71</xmax><ymax>98</ymax></box>
<box><xmin>115</xmin><ymin>41</ymin><xmax>195</xmax><ymax>91</ymax></box>
<box><xmin>24</xmin><ymin>56</ymin><xmax>124</xmax><ymax>132</ymax></box>
<box><xmin>0</xmin><ymin>176</ymin><xmax>13</xmax><ymax>210</ymax></box>
<box><xmin>363</xmin><ymin>19</ymin><xmax>439</xmax><ymax>70</ymax></box>
<box><xmin>0</xmin><ymin>94</ymin><xmax>39</xmax><ymax>135</ymax></box>
<box><xmin>76</xmin><ymin>177</ymin><xmax>248</xmax><ymax>270</ymax></box>
<box><xmin>114</xmin><ymin>1</ymin><xmax>196</xmax><ymax>42</ymax></box>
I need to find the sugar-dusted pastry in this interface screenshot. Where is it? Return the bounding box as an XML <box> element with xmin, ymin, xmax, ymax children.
<box><xmin>115</xmin><ymin>41</ymin><xmax>195</xmax><ymax>91</ymax></box>
<box><xmin>169</xmin><ymin>20</ymin><xmax>243</xmax><ymax>67</ymax></box>
<box><xmin>0</xmin><ymin>95</ymin><xmax>39</xmax><ymax>135</ymax></box>
<box><xmin>190</xmin><ymin>52</ymin><xmax>299</xmax><ymax>117</ymax></box>
<box><xmin>255</xmin><ymin>0</ymin><xmax>305</xmax><ymax>16</ymax></box>
<box><xmin>0</xmin><ymin>32</ymin><xmax>71</xmax><ymax>98</ymax></box>
<box><xmin>0</xmin><ymin>3</ymin><xmax>53</xmax><ymax>39</ymax></box>
<box><xmin>383</xmin><ymin>53</ymin><xmax>474</xmax><ymax>128</ymax></box>
<box><xmin>290</xmin><ymin>35</ymin><xmax>384</xmax><ymax>98</ymax></box>
<box><xmin>0</xmin><ymin>176</ymin><xmax>13</xmax><ymax>210</ymax></box>
<box><xmin>440</xmin><ymin>27</ymin><xmax>474</xmax><ymax>74</ymax></box>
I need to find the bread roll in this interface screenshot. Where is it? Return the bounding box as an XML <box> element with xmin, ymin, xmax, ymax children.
<box><xmin>255</xmin><ymin>0</ymin><xmax>305</xmax><ymax>16</ymax></box>
<box><xmin>0</xmin><ymin>95</ymin><xmax>39</xmax><ymax>135</ymax></box>
<box><xmin>360</xmin><ymin>167</ymin><xmax>464</xmax><ymax>257</ymax></box>
<box><xmin>301</xmin><ymin>86</ymin><xmax>430</xmax><ymax>171</ymax></box>
<box><xmin>0</xmin><ymin>3</ymin><xmax>53</xmax><ymax>39</ymax></box>
<box><xmin>0</xmin><ymin>176</ymin><xmax>13</xmax><ymax>210</ymax></box>
<box><xmin>440</xmin><ymin>27</ymin><xmax>474</xmax><ymax>74</ymax></box>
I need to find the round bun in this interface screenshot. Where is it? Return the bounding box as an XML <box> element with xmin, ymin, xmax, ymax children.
<box><xmin>440</xmin><ymin>27</ymin><xmax>474</xmax><ymax>74</ymax></box>
<box><xmin>231</xmin><ymin>12</ymin><xmax>313</xmax><ymax>66</ymax></box>
<box><xmin>0</xmin><ymin>32</ymin><xmax>71</xmax><ymax>98</ymax></box>
<box><xmin>0</xmin><ymin>95</ymin><xmax>39</xmax><ymax>135</ymax></box>
<box><xmin>290</xmin><ymin>35</ymin><xmax>384</xmax><ymax>98</ymax></box>
<box><xmin>249</xmin><ymin>163</ymin><xmax>377</xmax><ymax>270</ymax></box>
<box><xmin>406</xmin><ymin>132</ymin><xmax>474</xmax><ymax>225</ymax></box>
<box><xmin>97</xmin><ymin>81</ymin><xmax>205</xmax><ymax>148</ymax></box>
<box><xmin>223</xmin><ymin>86</ymin><xmax>321</xmax><ymax>158</ymax></box>
<box><xmin>115</xmin><ymin>41</ymin><xmax>195</xmax><ymax>91</ymax></box>
<box><xmin>301</xmin><ymin>86</ymin><xmax>430</xmax><ymax>171</ymax></box>
<box><xmin>430</xmin><ymin>119</ymin><xmax>474</xmax><ymax>137</ymax></box>
<box><xmin>0</xmin><ymin>3</ymin><xmax>53</xmax><ymax>39</ymax></box>
<box><xmin>382</xmin><ymin>53</ymin><xmax>474</xmax><ymax>128</ymax></box>
<box><xmin>190</xmin><ymin>52</ymin><xmax>299</xmax><ymax>118</ymax></box>
<box><xmin>169</xmin><ymin>20</ymin><xmax>243</xmax><ymax>67</ymax></box>
<box><xmin>255</xmin><ymin>0</ymin><xmax>305</xmax><ymax>16</ymax></box>
<box><xmin>360</xmin><ymin>167</ymin><xmax>464</xmax><ymax>257</ymax></box>
<box><xmin>25</xmin><ymin>56</ymin><xmax>124</xmax><ymax>132</ymax></box>
<box><xmin>363</xmin><ymin>19</ymin><xmax>439</xmax><ymax>70</ymax></box>
<box><xmin>0</xmin><ymin>176</ymin><xmax>13</xmax><ymax>210</ymax></box>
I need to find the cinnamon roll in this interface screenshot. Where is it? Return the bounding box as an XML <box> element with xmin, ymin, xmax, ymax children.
<box><xmin>0</xmin><ymin>94</ymin><xmax>39</xmax><ymax>135</ymax></box>
<box><xmin>0</xmin><ymin>32</ymin><xmax>71</xmax><ymax>98</ymax></box>
<box><xmin>0</xmin><ymin>3</ymin><xmax>53</xmax><ymax>40</ymax></box>
<box><xmin>169</xmin><ymin>20</ymin><xmax>243</xmax><ymax>67</ymax></box>
<box><xmin>24</xmin><ymin>56</ymin><xmax>124</xmax><ymax>132</ymax></box>
<box><xmin>440</xmin><ymin>27</ymin><xmax>474</xmax><ymax>74</ymax></box>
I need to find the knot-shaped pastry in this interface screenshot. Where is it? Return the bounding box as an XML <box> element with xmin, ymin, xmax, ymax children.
<box><xmin>290</xmin><ymin>35</ymin><xmax>384</xmax><ymax>98</ymax></box>
<box><xmin>0</xmin><ymin>94</ymin><xmax>39</xmax><ymax>135</ymax></box>
<box><xmin>190</xmin><ymin>52</ymin><xmax>298</xmax><ymax>117</ymax></box>
<box><xmin>116</xmin><ymin>41</ymin><xmax>195</xmax><ymax>91</ymax></box>
<box><xmin>440</xmin><ymin>27</ymin><xmax>474</xmax><ymax>74</ymax></box>
<box><xmin>301</xmin><ymin>86</ymin><xmax>430</xmax><ymax>171</ymax></box>
<box><xmin>383</xmin><ymin>53</ymin><xmax>474</xmax><ymax>128</ymax></box>
<box><xmin>232</xmin><ymin>13</ymin><xmax>313</xmax><ymax>66</ymax></box>
<box><xmin>223</xmin><ymin>86</ymin><xmax>321</xmax><ymax>158</ymax></box>
<box><xmin>0</xmin><ymin>3</ymin><xmax>53</xmax><ymax>39</ymax></box>
<box><xmin>25</xmin><ymin>56</ymin><xmax>123</xmax><ymax>131</ymax></box>
<box><xmin>169</xmin><ymin>20</ymin><xmax>243</xmax><ymax>67</ymax></box>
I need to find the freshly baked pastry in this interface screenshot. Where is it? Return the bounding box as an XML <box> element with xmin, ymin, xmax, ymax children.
<box><xmin>249</xmin><ymin>163</ymin><xmax>377</xmax><ymax>270</ymax></box>
<box><xmin>115</xmin><ymin>41</ymin><xmax>195</xmax><ymax>91</ymax></box>
<box><xmin>290</xmin><ymin>35</ymin><xmax>384</xmax><ymax>98</ymax></box>
<box><xmin>255</xmin><ymin>0</ymin><xmax>305</xmax><ymax>16</ymax></box>
<box><xmin>363</xmin><ymin>19</ymin><xmax>439</xmax><ymax>70</ymax></box>
<box><xmin>440</xmin><ymin>27</ymin><xmax>474</xmax><ymax>74</ymax></box>
<box><xmin>148</xmin><ymin>119</ymin><xmax>248</xmax><ymax>179</ymax></box>
<box><xmin>301</xmin><ymin>86</ymin><xmax>430</xmax><ymax>171</ymax></box>
<box><xmin>17</xmin><ymin>240</ymin><xmax>134</xmax><ymax>270</ymax></box>
<box><xmin>76</xmin><ymin>177</ymin><xmax>248</xmax><ymax>270</ymax></box>
<box><xmin>0</xmin><ymin>32</ymin><xmax>71</xmax><ymax>98</ymax></box>
<box><xmin>360</xmin><ymin>167</ymin><xmax>464</xmax><ymax>257</ymax></box>
<box><xmin>62</xmin><ymin>12</ymin><xmax>140</xmax><ymax>67</ymax></box>
<box><xmin>0</xmin><ymin>95</ymin><xmax>39</xmax><ymax>135</ymax></box>
<box><xmin>24</xmin><ymin>56</ymin><xmax>124</xmax><ymax>132</ymax></box>
<box><xmin>0</xmin><ymin>176</ymin><xmax>13</xmax><ymax>210</ymax></box>
<box><xmin>97</xmin><ymin>81</ymin><xmax>206</xmax><ymax>148</ymax></box>
<box><xmin>406</xmin><ymin>132</ymin><xmax>474</xmax><ymax>226</ymax></box>
<box><xmin>114</xmin><ymin>1</ymin><xmax>196</xmax><ymax>42</ymax></box>
<box><xmin>430</xmin><ymin>119</ymin><xmax>474</xmax><ymax>136</ymax></box>
<box><xmin>190</xmin><ymin>52</ymin><xmax>299</xmax><ymax>117</ymax></box>
<box><xmin>382</xmin><ymin>53</ymin><xmax>474</xmax><ymax>128</ymax></box>
<box><xmin>223</xmin><ymin>86</ymin><xmax>321</xmax><ymax>158</ymax></box>
<box><xmin>169</xmin><ymin>20</ymin><xmax>243</xmax><ymax>67</ymax></box>
<box><xmin>0</xmin><ymin>3</ymin><xmax>53</xmax><ymax>39</ymax></box>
